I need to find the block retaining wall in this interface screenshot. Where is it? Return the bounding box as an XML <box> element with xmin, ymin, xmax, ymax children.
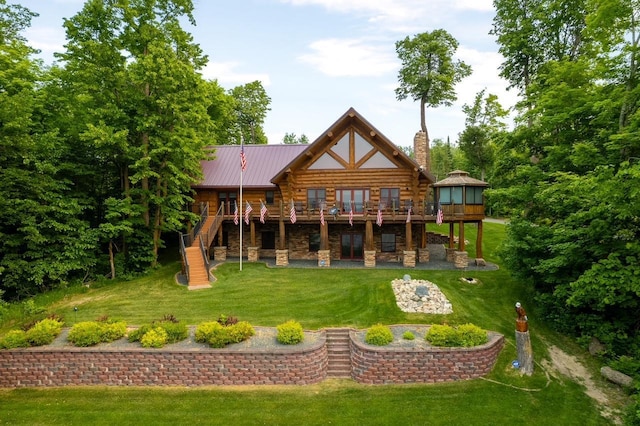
<box><xmin>350</xmin><ymin>331</ymin><xmax>505</xmax><ymax>385</ymax></box>
<box><xmin>0</xmin><ymin>329</ymin><xmax>504</xmax><ymax>388</ymax></box>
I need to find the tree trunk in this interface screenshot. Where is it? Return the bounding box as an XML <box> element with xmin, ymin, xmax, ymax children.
<box><xmin>109</xmin><ymin>239</ymin><xmax>116</xmax><ymax>279</ymax></box>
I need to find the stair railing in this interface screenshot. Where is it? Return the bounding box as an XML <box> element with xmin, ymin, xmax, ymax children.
<box><xmin>179</xmin><ymin>233</ymin><xmax>190</xmax><ymax>283</ymax></box>
<box><xmin>199</xmin><ymin>234</ymin><xmax>210</xmax><ymax>282</ymax></box>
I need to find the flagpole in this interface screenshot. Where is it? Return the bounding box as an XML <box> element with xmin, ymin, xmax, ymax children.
<box><xmin>239</xmin><ymin>138</ymin><xmax>244</xmax><ymax>272</ymax></box>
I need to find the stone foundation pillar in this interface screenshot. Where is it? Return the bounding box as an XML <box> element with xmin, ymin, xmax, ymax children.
<box><xmin>317</xmin><ymin>250</ymin><xmax>331</xmax><ymax>267</ymax></box>
<box><xmin>213</xmin><ymin>246</ymin><xmax>227</xmax><ymax>262</ymax></box>
<box><xmin>445</xmin><ymin>247</ymin><xmax>456</xmax><ymax>262</ymax></box>
<box><xmin>454</xmin><ymin>251</ymin><xmax>468</xmax><ymax>269</ymax></box>
<box><xmin>248</xmin><ymin>246</ymin><xmax>259</xmax><ymax>262</ymax></box>
<box><xmin>276</xmin><ymin>249</ymin><xmax>289</xmax><ymax>266</ymax></box>
<box><xmin>418</xmin><ymin>248</ymin><xmax>430</xmax><ymax>263</ymax></box>
<box><xmin>364</xmin><ymin>250</ymin><xmax>376</xmax><ymax>267</ymax></box>
<box><xmin>403</xmin><ymin>250</ymin><xmax>416</xmax><ymax>268</ymax></box>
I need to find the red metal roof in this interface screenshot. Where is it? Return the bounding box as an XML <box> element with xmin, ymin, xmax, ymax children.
<box><xmin>195</xmin><ymin>145</ymin><xmax>308</xmax><ymax>188</ymax></box>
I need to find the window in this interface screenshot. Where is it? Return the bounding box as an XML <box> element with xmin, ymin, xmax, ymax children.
<box><xmin>465</xmin><ymin>187</ymin><xmax>484</xmax><ymax>205</ymax></box>
<box><xmin>265</xmin><ymin>190</ymin><xmax>275</xmax><ymax>205</ymax></box>
<box><xmin>309</xmin><ymin>233</ymin><xmax>320</xmax><ymax>252</ymax></box>
<box><xmin>219</xmin><ymin>191</ymin><xmax>237</xmax><ymax>214</ymax></box>
<box><xmin>261</xmin><ymin>231</ymin><xmax>275</xmax><ymax>249</ymax></box>
<box><xmin>336</xmin><ymin>188</ymin><xmax>370</xmax><ymax>213</ymax></box>
<box><xmin>380</xmin><ymin>188</ymin><xmax>400</xmax><ymax>210</ymax></box>
<box><xmin>452</xmin><ymin>187</ymin><xmax>463</xmax><ymax>204</ymax></box>
<box><xmin>307</xmin><ymin>188</ymin><xmax>326</xmax><ymax>211</ymax></box>
<box><xmin>439</xmin><ymin>187</ymin><xmax>451</xmax><ymax>205</ymax></box>
<box><xmin>381</xmin><ymin>234</ymin><xmax>396</xmax><ymax>252</ymax></box>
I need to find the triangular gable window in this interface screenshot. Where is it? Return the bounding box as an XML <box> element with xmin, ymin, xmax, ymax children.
<box><xmin>307</xmin><ymin>128</ymin><xmax>398</xmax><ymax>170</ymax></box>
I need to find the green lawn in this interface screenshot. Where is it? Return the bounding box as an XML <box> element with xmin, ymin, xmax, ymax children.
<box><xmin>0</xmin><ymin>222</ymin><xmax>627</xmax><ymax>425</ymax></box>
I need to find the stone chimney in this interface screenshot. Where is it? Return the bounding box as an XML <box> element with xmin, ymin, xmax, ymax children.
<box><xmin>413</xmin><ymin>130</ymin><xmax>430</xmax><ymax>172</ymax></box>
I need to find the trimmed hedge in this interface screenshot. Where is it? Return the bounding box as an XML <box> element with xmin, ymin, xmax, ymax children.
<box><xmin>426</xmin><ymin>323</ymin><xmax>487</xmax><ymax>347</ymax></box>
<box><xmin>195</xmin><ymin>320</ymin><xmax>255</xmax><ymax>348</ymax></box>
<box><xmin>276</xmin><ymin>320</ymin><xmax>304</xmax><ymax>345</ymax></box>
<box><xmin>67</xmin><ymin>320</ymin><xmax>127</xmax><ymax>347</ymax></box>
<box><xmin>365</xmin><ymin>324</ymin><xmax>394</xmax><ymax>346</ymax></box>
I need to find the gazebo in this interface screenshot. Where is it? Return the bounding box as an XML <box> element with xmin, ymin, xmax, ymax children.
<box><xmin>432</xmin><ymin>170</ymin><xmax>488</xmax><ymax>267</ymax></box>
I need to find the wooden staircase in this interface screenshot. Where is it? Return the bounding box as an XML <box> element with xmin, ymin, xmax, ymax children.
<box><xmin>325</xmin><ymin>328</ymin><xmax>352</xmax><ymax>378</ymax></box>
<box><xmin>184</xmin><ymin>245</ymin><xmax>211</xmax><ymax>290</ymax></box>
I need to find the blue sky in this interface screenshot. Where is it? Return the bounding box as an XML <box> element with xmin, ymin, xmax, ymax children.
<box><xmin>18</xmin><ymin>0</ymin><xmax>517</xmax><ymax>148</ymax></box>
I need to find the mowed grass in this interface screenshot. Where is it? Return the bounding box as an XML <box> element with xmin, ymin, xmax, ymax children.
<box><xmin>0</xmin><ymin>222</ymin><xmax>623</xmax><ymax>425</ymax></box>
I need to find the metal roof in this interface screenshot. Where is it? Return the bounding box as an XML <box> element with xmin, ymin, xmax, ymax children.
<box><xmin>432</xmin><ymin>170</ymin><xmax>488</xmax><ymax>187</ymax></box>
<box><xmin>194</xmin><ymin>144</ymin><xmax>308</xmax><ymax>188</ymax></box>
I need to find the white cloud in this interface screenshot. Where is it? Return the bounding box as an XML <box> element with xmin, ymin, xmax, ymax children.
<box><xmin>298</xmin><ymin>38</ymin><xmax>397</xmax><ymax>77</ymax></box>
<box><xmin>201</xmin><ymin>62</ymin><xmax>271</xmax><ymax>87</ymax></box>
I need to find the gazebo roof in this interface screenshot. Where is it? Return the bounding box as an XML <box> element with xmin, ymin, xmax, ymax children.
<box><xmin>432</xmin><ymin>170</ymin><xmax>488</xmax><ymax>187</ymax></box>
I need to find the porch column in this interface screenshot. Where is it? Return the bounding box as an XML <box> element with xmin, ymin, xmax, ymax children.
<box><xmin>279</xmin><ymin>216</ymin><xmax>285</xmax><ymax>250</ymax></box>
<box><xmin>475</xmin><ymin>220</ymin><xmax>486</xmax><ymax>266</ymax></box>
<box><xmin>320</xmin><ymin>221</ymin><xmax>329</xmax><ymax>250</ymax></box>
<box><xmin>458</xmin><ymin>221</ymin><xmax>465</xmax><ymax>252</ymax></box>
<box><xmin>405</xmin><ymin>222</ymin><xmax>413</xmax><ymax>250</ymax></box>
<box><xmin>217</xmin><ymin>224</ymin><xmax>223</xmax><ymax>246</ymax></box>
<box><xmin>365</xmin><ymin>220</ymin><xmax>374</xmax><ymax>250</ymax></box>
<box><xmin>250</xmin><ymin>220</ymin><xmax>256</xmax><ymax>247</ymax></box>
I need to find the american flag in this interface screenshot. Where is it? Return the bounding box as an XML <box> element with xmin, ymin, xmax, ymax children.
<box><xmin>260</xmin><ymin>201</ymin><xmax>267</xmax><ymax>224</ymax></box>
<box><xmin>406</xmin><ymin>205</ymin><xmax>412</xmax><ymax>223</ymax></box>
<box><xmin>436</xmin><ymin>202</ymin><xmax>444</xmax><ymax>225</ymax></box>
<box><xmin>376</xmin><ymin>208</ymin><xmax>383</xmax><ymax>227</ymax></box>
<box><xmin>244</xmin><ymin>201</ymin><xmax>252</xmax><ymax>225</ymax></box>
<box><xmin>349</xmin><ymin>204</ymin><xmax>353</xmax><ymax>227</ymax></box>
<box><xmin>240</xmin><ymin>146</ymin><xmax>247</xmax><ymax>171</ymax></box>
<box><xmin>320</xmin><ymin>207</ymin><xmax>325</xmax><ymax>226</ymax></box>
<box><xmin>290</xmin><ymin>200</ymin><xmax>297</xmax><ymax>224</ymax></box>
<box><xmin>233</xmin><ymin>201</ymin><xmax>239</xmax><ymax>225</ymax></box>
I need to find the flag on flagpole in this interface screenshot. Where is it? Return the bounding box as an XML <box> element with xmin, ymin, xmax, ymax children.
<box><xmin>376</xmin><ymin>208</ymin><xmax>383</xmax><ymax>227</ymax></box>
<box><xmin>259</xmin><ymin>201</ymin><xmax>267</xmax><ymax>224</ymax></box>
<box><xmin>233</xmin><ymin>201</ymin><xmax>239</xmax><ymax>225</ymax></box>
<box><xmin>244</xmin><ymin>201</ymin><xmax>252</xmax><ymax>225</ymax></box>
<box><xmin>320</xmin><ymin>207</ymin><xmax>325</xmax><ymax>226</ymax></box>
<box><xmin>240</xmin><ymin>145</ymin><xmax>247</xmax><ymax>171</ymax></box>
<box><xmin>289</xmin><ymin>200</ymin><xmax>297</xmax><ymax>224</ymax></box>
<box><xmin>406</xmin><ymin>205</ymin><xmax>412</xmax><ymax>223</ymax></box>
<box><xmin>349</xmin><ymin>203</ymin><xmax>353</xmax><ymax>227</ymax></box>
<box><xmin>436</xmin><ymin>202</ymin><xmax>444</xmax><ymax>225</ymax></box>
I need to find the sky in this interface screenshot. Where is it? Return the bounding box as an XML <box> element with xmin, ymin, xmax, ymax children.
<box><xmin>17</xmin><ymin>0</ymin><xmax>518</xmax><ymax>149</ymax></box>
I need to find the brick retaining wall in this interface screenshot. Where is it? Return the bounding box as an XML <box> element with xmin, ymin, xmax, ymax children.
<box><xmin>350</xmin><ymin>332</ymin><xmax>505</xmax><ymax>385</ymax></box>
<box><xmin>0</xmin><ymin>329</ymin><xmax>504</xmax><ymax>388</ymax></box>
<box><xmin>0</xmin><ymin>342</ymin><xmax>328</xmax><ymax>388</ymax></box>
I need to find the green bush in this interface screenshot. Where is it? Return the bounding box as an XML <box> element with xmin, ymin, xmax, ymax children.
<box><xmin>402</xmin><ymin>331</ymin><xmax>415</xmax><ymax>340</ymax></box>
<box><xmin>25</xmin><ymin>318</ymin><xmax>63</xmax><ymax>346</ymax></box>
<box><xmin>140</xmin><ymin>327</ymin><xmax>168</xmax><ymax>348</ymax></box>
<box><xmin>195</xmin><ymin>320</ymin><xmax>254</xmax><ymax>348</ymax></box>
<box><xmin>226</xmin><ymin>321</ymin><xmax>255</xmax><ymax>344</ymax></box>
<box><xmin>277</xmin><ymin>320</ymin><xmax>304</xmax><ymax>345</ymax></box>
<box><xmin>0</xmin><ymin>330</ymin><xmax>30</xmax><ymax>349</ymax></box>
<box><xmin>456</xmin><ymin>323</ymin><xmax>488</xmax><ymax>347</ymax></box>
<box><xmin>365</xmin><ymin>324</ymin><xmax>394</xmax><ymax>346</ymax></box>
<box><xmin>157</xmin><ymin>321</ymin><xmax>188</xmax><ymax>344</ymax></box>
<box><xmin>195</xmin><ymin>321</ymin><xmax>223</xmax><ymax>344</ymax></box>
<box><xmin>128</xmin><ymin>324</ymin><xmax>152</xmax><ymax>343</ymax></box>
<box><xmin>68</xmin><ymin>320</ymin><xmax>127</xmax><ymax>347</ymax></box>
<box><xmin>68</xmin><ymin>321</ymin><xmax>104</xmax><ymax>347</ymax></box>
<box><xmin>426</xmin><ymin>323</ymin><xmax>487</xmax><ymax>347</ymax></box>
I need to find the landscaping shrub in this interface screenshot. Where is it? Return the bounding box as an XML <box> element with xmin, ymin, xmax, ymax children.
<box><xmin>365</xmin><ymin>324</ymin><xmax>394</xmax><ymax>346</ymax></box>
<box><xmin>159</xmin><ymin>321</ymin><xmax>188</xmax><ymax>344</ymax></box>
<box><xmin>217</xmin><ymin>314</ymin><xmax>238</xmax><ymax>326</ymax></box>
<box><xmin>128</xmin><ymin>324</ymin><xmax>152</xmax><ymax>343</ymax></box>
<box><xmin>0</xmin><ymin>330</ymin><xmax>30</xmax><ymax>349</ymax></box>
<box><xmin>195</xmin><ymin>321</ymin><xmax>223</xmax><ymax>344</ymax></box>
<box><xmin>402</xmin><ymin>331</ymin><xmax>415</xmax><ymax>340</ymax></box>
<box><xmin>456</xmin><ymin>323</ymin><xmax>488</xmax><ymax>347</ymax></box>
<box><xmin>25</xmin><ymin>318</ymin><xmax>63</xmax><ymax>346</ymax></box>
<box><xmin>68</xmin><ymin>320</ymin><xmax>127</xmax><ymax>347</ymax></box>
<box><xmin>226</xmin><ymin>321</ymin><xmax>255</xmax><ymax>344</ymax></box>
<box><xmin>195</xmin><ymin>320</ymin><xmax>255</xmax><ymax>348</ymax></box>
<box><xmin>140</xmin><ymin>326</ymin><xmax>168</xmax><ymax>348</ymax></box>
<box><xmin>277</xmin><ymin>320</ymin><xmax>304</xmax><ymax>345</ymax></box>
<box><xmin>426</xmin><ymin>323</ymin><xmax>487</xmax><ymax>347</ymax></box>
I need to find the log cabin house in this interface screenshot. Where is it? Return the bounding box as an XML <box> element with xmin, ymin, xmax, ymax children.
<box><xmin>180</xmin><ymin>107</ymin><xmax>488</xmax><ymax>289</ymax></box>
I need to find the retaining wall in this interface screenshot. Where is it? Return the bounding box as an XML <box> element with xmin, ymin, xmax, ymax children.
<box><xmin>0</xmin><ymin>329</ymin><xmax>504</xmax><ymax>388</ymax></box>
